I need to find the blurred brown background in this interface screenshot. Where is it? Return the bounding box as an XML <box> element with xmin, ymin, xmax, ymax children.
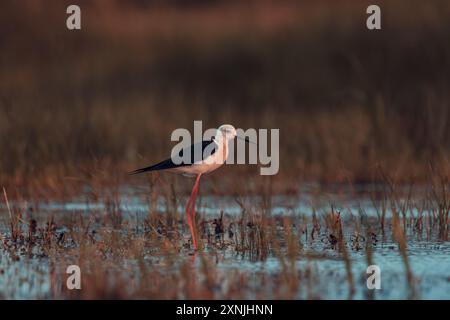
<box><xmin>1</xmin><ymin>0</ymin><xmax>450</xmax><ymax>188</ymax></box>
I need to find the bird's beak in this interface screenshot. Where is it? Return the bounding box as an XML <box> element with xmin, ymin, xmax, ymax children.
<box><xmin>237</xmin><ymin>136</ymin><xmax>257</xmax><ymax>145</ymax></box>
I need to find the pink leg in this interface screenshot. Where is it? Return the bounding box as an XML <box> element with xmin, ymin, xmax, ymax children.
<box><xmin>189</xmin><ymin>174</ymin><xmax>202</xmax><ymax>249</ymax></box>
<box><xmin>190</xmin><ymin>174</ymin><xmax>201</xmax><ymax>222</ymax></box>
<box><xmin>186</xmin><ymin>174</ymin><xmax>202</xmax><ymax>250</ymax></box>
<box><xmin>185</xmin><ymin>196</ymin><xmax>195</xmax><ymax>248</ymax></box>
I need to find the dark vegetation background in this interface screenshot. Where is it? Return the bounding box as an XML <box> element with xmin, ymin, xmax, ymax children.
<box><xmin>1</xmin><ymin>0</ymin><xmax>450</xmax><ymax>190</ymax></box>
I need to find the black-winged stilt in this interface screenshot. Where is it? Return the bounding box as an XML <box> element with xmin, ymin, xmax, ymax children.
<box><xmin>131</xmin><ymin>124</ymin><xmax>253</xmax><ymax>250</ymax></box>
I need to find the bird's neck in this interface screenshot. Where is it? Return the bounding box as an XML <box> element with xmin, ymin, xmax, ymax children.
<box><xmin>214</xmin><ymin>136</ymin><xmax>230</xmax><ymax>163</ymax></box>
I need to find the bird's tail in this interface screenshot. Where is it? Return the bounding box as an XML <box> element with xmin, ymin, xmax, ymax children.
<box><xmin>129</xmin><ymin>159</ymin><xmax>175</xmax><ymax>175</ymax></box>
<box><xmin>128</xmin><ymin>166</ymin><xmax>157</xmax><ymax>175</ymax></box>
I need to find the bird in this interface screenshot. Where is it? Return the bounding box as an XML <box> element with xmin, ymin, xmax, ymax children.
<box><xmin>130</xmin><ymin>124</ymin><xmax>254</xmax><ymax>250</ymax></box>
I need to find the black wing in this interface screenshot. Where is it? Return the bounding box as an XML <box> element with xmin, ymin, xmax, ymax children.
<box><xmin>130</xmin><ymin>139</ymin><xmax>218</xmax><ymax>175</ymax></box>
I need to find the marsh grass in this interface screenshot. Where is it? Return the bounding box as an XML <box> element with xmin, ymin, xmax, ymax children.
<box><xmin>1</xmin><ymin>170</ymin><xmax>449</xmax><ymax>299</ymax></box>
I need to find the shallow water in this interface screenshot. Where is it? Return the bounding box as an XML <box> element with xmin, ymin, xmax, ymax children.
<box><xmin>0</xmin><ymin>187</ymin><xmax>449</xmax><ymax>299</ymax></box>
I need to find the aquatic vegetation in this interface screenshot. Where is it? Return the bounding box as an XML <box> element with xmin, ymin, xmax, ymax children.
<box><xmin>0</xmin><ymin>177</ymin><xmax>448</xmax><ymax>299</ymax></box>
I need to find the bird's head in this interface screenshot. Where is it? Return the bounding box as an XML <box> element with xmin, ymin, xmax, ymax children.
<box><xmin>217</xmin><ymin>124</ymin><xmax>237</xmax><ymax>141</ymax></box>
<box><xmin>216</xmin><ymin>124</ymin><xmax>257</xmax><ymax>145</ymax></box>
